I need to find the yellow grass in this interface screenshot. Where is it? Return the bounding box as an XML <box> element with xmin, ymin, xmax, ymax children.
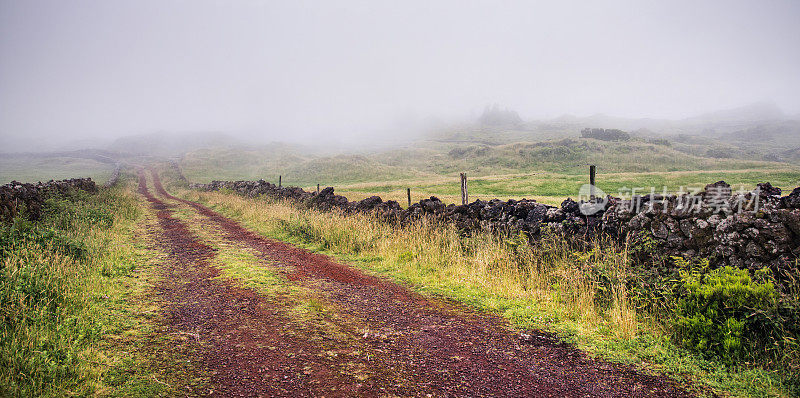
<box><xmin>178</xmin><ymin>188</ymin><xmax>638</xmax><ymax>339</ymax></box>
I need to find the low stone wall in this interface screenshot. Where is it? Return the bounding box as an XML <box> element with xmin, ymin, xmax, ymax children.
<box><xmin>0</xmin><ymin>178</ymin><xmax>97</xmax><ymax>222</ymax></box>
<box><xmin>170</xmin><ymin>160</ymin><xmax>187</xmax><ymax>182</ymax></box>
<box><xmin>103</xmin><ymin>164</ymin><xmax>122</xmax><ymax>188</ymax></box>
<box><xmin>190</xmin><ymin>179</ymin><xmax>800</xmax><ymax>273</ymax></box>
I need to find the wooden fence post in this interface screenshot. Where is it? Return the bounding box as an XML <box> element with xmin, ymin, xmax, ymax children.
<box><xmin>407</xmin><ymin>188</ymin><xmax>411</xmax><ymax>208</ymax></box>
<box><xmin>589</xmin><ymin>165</ymin><xmax>596</xmax><ymax>198</ymax></box>
<box><xmin>317</xmin><ymin>184</ymin><xmax>320</xmax><ymax>194</ymax></box>
<box><xmin>278</xmin><ymin>175</ymin><xmax>282</xmax><ymax>188</ymax></box>
<box><xmin>460</xmin><ymin>173</ymin><xmax>468</xmax><ymax>205</ymax></box>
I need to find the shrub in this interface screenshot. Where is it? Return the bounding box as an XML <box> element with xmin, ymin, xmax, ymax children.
<box><xmin>673</xmin><ymin>263</ymin><xmax>778</xmax><ymax>364</ymax></box>
<box><xmin>580</xmin><ymin>128</ymin><xmax>630</xmax><ymax>141</ymax></box>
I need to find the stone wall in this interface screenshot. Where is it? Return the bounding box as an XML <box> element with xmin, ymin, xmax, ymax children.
<box><xmin>103</xmin><ymin>164</ymin><xmax>122</xmax><ymax>188</ymax></box>
<box><xmin>1</xmin><ymin>178</ymin><xmax>97</xmax><ymax>222</ymax></box>
<box><xmin>190</xmin><ymin>179</ymin><xmax>800</xmax><ymax>273</ymax></box>
<box><xmin>169</xmin><ymin>160</ymin><xmax>188</xmax><ymax>182</ymax></box>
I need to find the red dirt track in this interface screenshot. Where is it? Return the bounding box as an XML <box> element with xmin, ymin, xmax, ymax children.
<box><xmin>140</xmin><ymin>169</ymin><xmax>693</xmax><ymax>397</ymax></box>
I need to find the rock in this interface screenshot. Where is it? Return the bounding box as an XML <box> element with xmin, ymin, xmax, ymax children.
<box><xmin>561</xmin><ymin>198</ymin><xmax>579</xmax><ymax>215</ymax></box>
<box><xmin>627</xmin><ymin>213</ymin><xmax>650</xmax><ymax>230</ymax></box>
<box><xmin>525</xmin><ymin>205</ymin><xmax>549</xmax><ymax>224</ymax></box>
<box><xmin>757</xmin><ymin>182</ymin><xmax>781</xmax><ymax>197</ymax></box>
<box><xmin>679</xmin><ymin>219</ymin><xmax>693</xmax><ymax>238</ymax></box>
<box><xmin>651</xmin><ymin>220</ymin><xmax>669</xmax><ymax>239</ymax></box>
<box><xmin>744</xmin><ymin>227</ymin><xmax>760</xmax><ymax>239</ymax></box>
<box><xmin>745</xmin><ymin>241</ymin><xmax>766</xmax><ymax>259</ymax></box>
<box><xmin>774</xmin><ymin>209</ymin><xmax>800</xmax><ymax>236</ymax></box>
<box><xmin>545</xmin><ymin>207</ymin><xmax>565</xmax><ymax>223</ymax></box>
<box><xmin>519</xmin><ymin>333</ymin><xmax>554</xmax><ymax>345</ymax></box>
<box><xmin>783</xmin><ymin>187</ymin><xmax>800</xmax><ymax>209</ymax></box>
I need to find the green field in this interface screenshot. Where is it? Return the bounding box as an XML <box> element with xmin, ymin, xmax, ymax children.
<box><xmin>175</xmin><ymin>135</ymin><xmax>800</xmax><ymax>207</ymax></box>
<box><xmin>0</xmin><ymin>156</ymin><xmax>115</xmax><ymax>185</ymax></box>
<box><xmin>330</xmin><ymin>168</ymin><xmax>800</xmax><ymax>206</ymax></box>
<box><xmin>5</xmin><ymin>131</ymin><xmax>799</xmax><ymax>207</ymax></box>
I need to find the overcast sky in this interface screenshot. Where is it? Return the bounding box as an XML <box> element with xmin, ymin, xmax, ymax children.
<box><xmin>1</xmin><ymin>0</ymin><xmax>799</xmax><ymax>148</ymax></box>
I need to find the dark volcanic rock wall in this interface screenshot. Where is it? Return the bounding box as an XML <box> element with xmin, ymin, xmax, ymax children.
<box><xmin>190</xmin><ymin>179</ymin><xmax>800</xmax><ymax>273</ymax></box>
<box><xmin>1</xmin><ymin>178</ymin><xmax>97</xmax><ymax>222</ymax></box>
<box><xmin>169</xmin><ymin>160</ymin><xmax>188</xmax><ymax>182</ymax></box>
<box><xmin>103</xmin><ymin>164</ymin><xmax>122</xmax><ymax>188</ymax></box>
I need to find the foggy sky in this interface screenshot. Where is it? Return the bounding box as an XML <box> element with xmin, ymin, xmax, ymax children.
<box><xmin>1</xmin><ymin>0</ymin><xmax>799</xmax><ymax>149</ymax></box>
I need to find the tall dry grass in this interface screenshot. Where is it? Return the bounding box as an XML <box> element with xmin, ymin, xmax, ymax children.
<box><xmin>180</xmin><ymin>189</ymin><xmax>639</xmax><ymax>339</ymax></box>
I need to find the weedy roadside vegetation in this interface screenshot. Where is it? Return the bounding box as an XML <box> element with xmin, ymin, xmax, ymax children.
<box><xmin>0</xmin><ymin>174</ymin><xmax>199</xmax><ymax>397</ymax></box>
<box><xmin>179</xmin><ymin>185</ymin><xmax>800</xmax><ymax>398</ymax></box>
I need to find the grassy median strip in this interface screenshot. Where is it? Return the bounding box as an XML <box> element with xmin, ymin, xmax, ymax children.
<box><xmin>167</xmin><ymin>202</ymin><xmax>353</xmax><ymax>337</ymax></box>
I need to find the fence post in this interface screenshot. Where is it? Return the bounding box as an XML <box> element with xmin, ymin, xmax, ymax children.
<box><xmin>589</xmin><ymin>165</ymin><xmax>596</xmax><ymax>198</ymax></box>
<box><xmin>460</xmin><ymin>173</ymin><xmax>468</xmax><ymax>205</ymax></box>
<box><xmin>317</xmin><ymin>184</ymin><xmax>320</xmax><ymax>194</ymax></box>
<box><xmin>407</xmin><ymin>188</ymin><xmax>411</xmax><ymax>208</ymax></box>
<box><xmin>278</xmin><ymin>175</ymin><xmax>282</xmax><ymax>188</ymax></box>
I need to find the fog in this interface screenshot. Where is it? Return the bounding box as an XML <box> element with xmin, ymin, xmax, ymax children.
<box><xmin>1</xmin><ymin>0</ymin><xmax>799</xmax><ymax>151</ymax></box>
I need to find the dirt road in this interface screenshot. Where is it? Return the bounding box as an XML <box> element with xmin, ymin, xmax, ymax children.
<box><xmin>139</xmin><ymin>169</ymin><xmax>691</xmax><ymax>397</ymax></box>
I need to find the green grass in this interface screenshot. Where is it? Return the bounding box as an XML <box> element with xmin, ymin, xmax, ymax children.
<box><xmin>0</xmin><ymin>174</ymin><xmax>205</xmax><ymax>397</ymax></box>
<box><xmin>330</xmin><ymin>168</ymin><xmax>800</xmax><ymax>206</ymax></box>
<box><xmin>399</xmin><ymin>138</ymin><xmax>781</xmax><ymax>176</ymax></box>
<box><xmin>181</xmin><ymin>146</ymin><xmax>421</xmax><ymax>186</ymax></box>
<box><xmin>0</xmin><ymin>156</ymin><xmax>114</xmax><ymax>185</ymax></box>
<box><xmin>0</xmin><ymin>180</ymin><xmax>136</xmax><ymax>396</ymax></box>
<box><xmin>176</xmin><ymin>136</ymin><xmax>800</xmax><ymax>207</ymax></box>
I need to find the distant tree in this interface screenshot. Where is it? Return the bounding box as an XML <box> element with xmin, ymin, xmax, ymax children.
<box><xmin>479</xmin><ymin>104</ymin><xmax>523</xmax><ymax>126</ymax></box>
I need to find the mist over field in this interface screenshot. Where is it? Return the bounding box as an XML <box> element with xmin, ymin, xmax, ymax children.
<box><xmin>1</xmin><ymin>0</ymin><xmax>800</xmax><ymax>152</ymax></box>
<box><xmin>2</xmin><ymin>0</ymin><xmax>800</xmax><ymax>198</ymax></box>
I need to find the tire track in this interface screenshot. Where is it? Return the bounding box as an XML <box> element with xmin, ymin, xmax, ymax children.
<box><xmin>138</xmin><ymin>170</ymin><xmax>392</xmax><ymax>397</ymax></box>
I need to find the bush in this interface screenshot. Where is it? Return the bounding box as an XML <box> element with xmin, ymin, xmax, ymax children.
<box><xmin>673</xmin><ymin>263</ymin><xmax>778</xmax><ymax>364</ymax></box>
<box><xmin>580</xmin><ymin>128</ymin><xmax>630</xmax><ymax>141</ymax></box>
